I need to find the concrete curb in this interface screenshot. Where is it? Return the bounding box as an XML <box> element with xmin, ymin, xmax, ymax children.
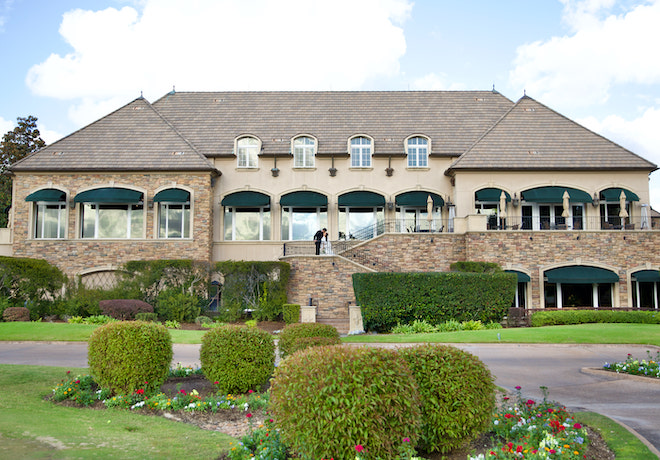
<box><xmin>581</xmin><ymin>366</ymin><xmax>660</xmax><ymax>384</ymax></box>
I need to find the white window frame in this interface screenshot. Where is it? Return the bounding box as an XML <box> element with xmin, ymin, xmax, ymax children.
<box><xmin>406</xmin><ymin>136</ymin><xmax>429</xmax><ymax>168</ymax></box>
<box><xmin>224</xmin><ymin>206</ymin><xmax>271</xmax><ymax>241</ymax></box>
<box><xmin>236</xmin><ymin>136</ymin><xmax>260</xmax><ymax>168</ymax></box>
<box><xmin>81</xmin><ymin>203</ymin><xmax>144</xmax><ymax>239</ymax></box>
<box><xmin>34</xmin><ymin>201</ymin><xmax>66</xmax><ymax>239</ymax></box>
<box><xmin>158</xmin><ymin>202</ymin><xmax>191</xmax><ymax>239</ymax></box>
<box><xmin>293</xmin><ymin>136</ymin><xmax>316</xmax><ymax>168</ymax></box>
<box><xmin>349</xmin><ymin>136</ymin><xmax>372</xmax><ymax>168</ymax></box>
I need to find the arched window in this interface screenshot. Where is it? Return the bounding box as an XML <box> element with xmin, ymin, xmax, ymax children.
<box><xmin>236</xmin><ymin>136</ymin><xmax>260</xmax><ymax>168</ymax></box>
<box><xmin>25</xmin><ymin>188</ymin><xmax>67</xmax><ymax>239</ymax></box>
<box><xmin>74</xmin><ymin>187</ymin><xmax>144</xmax><ymax>239</ymax></box>
<box><xmin>154</xmin><ymin>188</ymin><xmax>191</xmax><ymax>239</ymax></box>
<box><xmin>544</xmin><ymin>265</ymin><xmax>618</xmax><ymax>308</ymax></box>
<box><xmin>221</xmin><ymin>191</ymin><xmax>271</xmax><ymax>241</ymax></box>
<box><xmin>293</xmin><ymin>136</ymin><xmax>316</xmax><ymax>168</ymax></box>
<box><xmin>280</xmin><ymin>191</ymin><xmax>328</xmax><ymax>240</ymax></box>
<box><xmin>406</xmin><ymin>136</ymin><xmax>429</xmax><ymax>168</ymax></box>
<box><xmin>350</xmin><ymin>136</ymin><xmax>372</xmax><ymax>168</ymax></box>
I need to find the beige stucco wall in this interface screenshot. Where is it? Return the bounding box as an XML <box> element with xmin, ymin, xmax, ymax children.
<box><xmin>11</xmin><ymin>172</ymin><xmax>214</xmax><ymax>276</ymax></box>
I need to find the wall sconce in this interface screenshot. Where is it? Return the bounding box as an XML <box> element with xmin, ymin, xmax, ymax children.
<box><xmin>385</xmin><ymin>167</ymin><xmax>394</xmax><ymax>176</ymax></box>
<box><xmin>271</xmin><ymin>167</ymin><xmax>280</xmax><ymax>177</ymax></box>
<box><xmin>387</xmin><ymin>201</ymin><xmax>394</xmax><ymax>210</ymax></box>
<box><xmin>512</xmin><ymin>192</ymin><xmax>520</xmax><ymax>206</ymax></box>
<box><xmin>592</xmin><ymin>192</ymin><xmax>600</xmax><ymax>207</ymax></box>
<box><xmin>328</xmin><ymin>167</ymin><xmax>337</xmax><ymax>177</ymax></box>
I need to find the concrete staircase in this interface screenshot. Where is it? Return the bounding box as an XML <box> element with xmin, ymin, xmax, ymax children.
<box><xmin>316</xmin><ymin>316</ymin><xmax>350</xmax><ymax>335</ymax></box>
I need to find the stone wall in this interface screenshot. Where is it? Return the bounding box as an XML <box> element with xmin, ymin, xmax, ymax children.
<box><xmin>12</xmin><ymin>172</ymin><xmax>214</xmax><ymax>276</ymax></box>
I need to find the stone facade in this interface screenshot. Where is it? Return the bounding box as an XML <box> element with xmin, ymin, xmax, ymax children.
<box><xmin>284</xmin><ymin>230</ymin><xmax>660</xmax><ymax>322</ymax></box>
<box><xmin>12</xmin><ymin>172</ymin><xmax>214</xmax><ymax>277</ymax></box>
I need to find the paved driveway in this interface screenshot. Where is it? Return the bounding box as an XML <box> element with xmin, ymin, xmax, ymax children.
<box><xmin>1</xmin><ymin>341</ymin><xmax>659</xmax><ymax>456</ymax></box>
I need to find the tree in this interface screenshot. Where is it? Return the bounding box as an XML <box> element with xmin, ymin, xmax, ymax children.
<box><xmin>0</xmin><ymin>116</ymin><xmax>46</xmax><ymax>227</ymax></box>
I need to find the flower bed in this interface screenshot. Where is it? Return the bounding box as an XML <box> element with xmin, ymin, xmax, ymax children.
<box><xmin>603</xmin><ymin>350</ymin><xmax>660</xmax><ymax>378</ymax></box>
<box><xmin>469</xmin><ymin>387</ymin><xmax>589</xmax><ymax>460</ymax></box>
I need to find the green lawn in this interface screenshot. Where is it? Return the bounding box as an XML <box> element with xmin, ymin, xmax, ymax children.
<box><xmin>342</xmin><ymin>323</ymin><xmax>660</xmax><ymax>346</ymax></box>
<box><xmin>2</xmin><ymin>322</ymin><xmax>659</xmax><ymax>346</ymax></box>
<box><xmin>0</xmin><ymin>364</ymin><xmax>232</xmax><ymax>459</ymax></box>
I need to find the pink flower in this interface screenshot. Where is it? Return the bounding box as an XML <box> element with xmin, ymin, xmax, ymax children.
<box><xmin>402</xmin><ymin>437</ymin><xmax>410</xmax><ymax>442</ymax></box>
<box><xmin>355</xmin><ymin>445</ymin><xmax>364</xmax><ymax>453</ymax></box>
<box><xmin>549</xmin><ymin>449</ymin><xmax>556</xmax><ymax>454</ymax></box>
<box><xmin>515</xmin><ymin>386</ymin><xmax>521</xmax><ymax>390</ymax></box>
<box><xmin>246</xmin><ymin>413</ymin><xmax>253</xmax><ymax>418</ymax></box>
<box><xmin>248</xmin><ymin>390</ymin><xmax>254</xmax><ymax>394</ymax></box>
<box><xmin>573</xmin><ymin>423</ymin><xmax>582</xmax><ymax>429</ymax></box>
<box><xmin>214</xmin><ymin>381</ymin><xmax>219</xmax><ymax>385</ymax></box>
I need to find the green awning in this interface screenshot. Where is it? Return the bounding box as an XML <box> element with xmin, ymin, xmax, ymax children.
<box><xmin>395</xmin><ymin>191</ymin><xmax>444</xmax><ymax>207</ymax></box>
<box><xmin>475</xmin><ymin>188</ymin><xmax>511</xmax><ymax>202</ymax></box>
<box><xmin>25</xmin><ymin>189</ymin><xmax>66</xmax><ymax>202</ymax></box>
<box><xmin>221</xmin><ymin>191</ymin><xmax>270</xmax><ymax>207</ymax></box>
<box><xmin>600</xmin><ymin>188</ymin><xmax>640</xmax><ymax>202</ymax></box>
<box><xmin>633</xmin><ymin>270</ymin><xmax>660</xmax><ymax>282</ymax></box>
<box><xmin>522</xmin><ymin>187</ymin><xmax>592</xmax><ymax>203</ymax></box>
<box><xmin>338</xmin><ymin>191</ymin><xmax>385</xmax><ymax>207</ymax></box>
<box><xmin>153</xmin><ymin>189</ymin><xmax>190</xmax><ymax>203</ymax></box>
<box><xmin>280</xmin><ymin>191</ymin><xmax>328</xmax><ymax>207</ymax></box>
<box><xmin>545</xmin><ymin>266</ymin><xmax>619</xmax><ymax>284</ymax></box>
<box><xmin>506</xmin><ymin>270</ymin><xmax>531</xmax><ymax>283</ymax></box>
<box><xmin>74</xmin><ymin>188</ymin><xmax>143</xmax><ymax>204</ymax></box>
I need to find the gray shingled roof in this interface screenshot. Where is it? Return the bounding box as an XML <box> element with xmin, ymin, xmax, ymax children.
<box><xmin>10</xmin><ymin>97</ymin><xmax>217</xmax><ymax>172</ymax></box>
<box><xmin>447</xmin><ymin>96</ymin><xmax>657</xmax><ymax>172</ymax></box>
<box><xmin>151</xmin><ymin>90</ymin><xmax>515</xmax><ymax>157</ymax></box>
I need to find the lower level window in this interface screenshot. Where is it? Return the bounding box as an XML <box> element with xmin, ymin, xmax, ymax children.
<box><xmin>281</xmin><ymin>207</ymin><xmax>327</xmax><ymax>240</ymax></box>
<box><xmin>224</xmin><ymin>207</ymin><xmax>271</xmax><ymax>240</ymax></box>
<box><xmin>159</xmin><ymin>203</ymin><xmax>191</xmax><ymax>238</ymax></box>
<box><xmin>81</xmin><ymin>203</ymin><xmax>144</xmax><ymax>238</ymax></box>
<box><xmin>34</xmin><ymin>203</ymin><xmax>66</xmax><ymax>238</ymax></box>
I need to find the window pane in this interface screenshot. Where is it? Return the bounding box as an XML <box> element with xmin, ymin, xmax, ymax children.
<box><xmin>43</xmin><ymin>205</ymin><xmax>62</xmax><ymax>238</ymax></box>
<box><xmin>168</xmin><ymin>206</ymin><xmax>183</xmax><ymax>238</ymax></box>
<box><xmin>224</xmin><ymin>207</ymin><xmax>233</xmax><ymax>240</ymax></box>
<box><xmin>98</xmin><ymin>205</ymin><xmax>128</xmax><ymax>238</ymax></box>
<box><xmin>82</xmin><ymin>204</ymin><xmax>96</xmax><ymax>238</ymax></box>
<box><xmin>235</xmin><ymin>209</ymin><xmax>260</xmax><ymax>240</ymax></box>
<box><xmin>183</xmin><ymin>207</ymin><xmax>191</xmax><ymax>238</ymax></box>
<box><xmin>131</xmin><ymin>205</ymin><xmax>143</xmax><ymax>238</ymax></box>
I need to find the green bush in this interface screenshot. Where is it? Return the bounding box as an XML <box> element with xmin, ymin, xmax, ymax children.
<box><xmin>531</xmin><ymin>309</ymin><xmax>660</xmax><ymax>326</ymax></box>
<box><xmin>286</xmin><ymin>336</ymin><xmax>340</xmax><ymax>356</ymax></box>
<box><xmin>269</xmin><ymin>345</ymin><xmax>421</xmax><ymax>460</ymax></box>
<box><xmin>194</xmin><ymin>315</ymin><xmax>213</xmax><ymax>325</ymax></box>
<box><xmin>87</xmin><ymin>321</ymin><xmax>172</xmax><ymax>395</ymax></box>
<box><xmin>278</xmin><ymin>322</ymin><xmax>340</xmax><ymax>359</ymax></box>
<box><xmin>399</xmin><ymin>345</ymin><xmax>495</xmax><ymax>454</ymax></box>
<box><xmin>0</xmin><ymin>256</ymin><xmax>68</xmax><ymax>319</ymax></box>
<box><xmin>199</xmin><ymin>325</ymin><xmax>275</xmax><ymax>394</ymax></box>
<box><xmin>155</xmin><ymin>289</ymin><xmax>201</xmax><ymax>322</ymax></box>
<box><xmin>215</xmin><ymin>261</ymin><xmax>290</xmax><ymax>322</ymax></box>
<box><xmin>282</xmin><ymin>303</ymin><xmax>300</xmax><ymax>324</ymax></box>
<box><xmin>353</xmin><ymin>272</ymin><xmax>516</xmax><ymax>332</ymax></box>
<box><xmin>450</xmin><ymin>261</ymin><xmax>502</xmax><ymax>273</ymax></box>
<box><xmin>135</xmin><ymin>312</ymin><xmax>159</xmax><ymax>322</ymax></box>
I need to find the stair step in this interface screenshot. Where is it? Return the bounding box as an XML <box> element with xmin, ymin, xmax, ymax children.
<box><xmin>316</xmin><ymin>317</ymin><xmax>350</xmax><ymax>334</ymax></box>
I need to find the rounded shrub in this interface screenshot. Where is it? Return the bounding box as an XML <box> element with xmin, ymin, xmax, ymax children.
<box><xmin>278</xmin><ymin>322</ymin><xmax>340</xmax><ymax>358</ymax></box>
<box><xmin>199</xmin><ymin>325</ymin><xmax>275</xmax><ymax>394</ymax></box>
<box><xmin>399</xmin><ymin>344</ymin><xmax>495</xmax><ymax>454</ymax></box>
<box><xmin>269</xmin><ymin>345</ymin><xmax>421</xmax><ymax>460</ymax></box>
<box><xmin>88</xmin><ymin>321</ymin><xmax>172</xmax><ymax>395</ymax></box>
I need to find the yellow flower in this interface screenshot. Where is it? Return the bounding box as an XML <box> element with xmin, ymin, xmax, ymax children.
<box><xmin>564</xmin><ymin>444</ymin><xmax>570</xmax><ymax>448</ymax></box>
<box><xmin>574</xmin><ymin>451</ymin><xmax>580</xmax><ymax>455</ymax></box>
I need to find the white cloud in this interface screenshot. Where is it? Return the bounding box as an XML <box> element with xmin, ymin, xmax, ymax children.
<box><xmin>0</xmin><ymin>116</ymin><xmax>14</xmax><ymax>135</ymax></box>
<box><xmin>38</xmin><ymin>124</ymin><xmax>64</xmax><ymax>145</ymax></box>
<box><xmin>410</xmin><ymin>73</ymin><xmax>467</xmax><ymax>91</ymax></box>
<box><xmin>26</xmin><ymin>0</ymin><xmax>411</xmax><ymax>127</ymax></box>
<box><xmin>579</xmin><ymin>107</ymin><xmax>660</xmax><ymax>208</ymax></box>
<box><xmin>510</xmin><ymin>0</ymin><xmax>660</xmax><ymax>109</ymax></box>
<box><xmin>0</xmin><ymin>0</ymin><xmax>15</xmax><ymax>32</ymax></box>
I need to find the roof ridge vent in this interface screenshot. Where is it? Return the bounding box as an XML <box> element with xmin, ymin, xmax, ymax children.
<box><xmin>523</xmin><ymin>107</ymin><xmax>536</xmax><ymax>112</ymax></box>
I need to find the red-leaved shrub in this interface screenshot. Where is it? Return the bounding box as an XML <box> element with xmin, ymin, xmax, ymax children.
<box><xmin>99</xmin><ymin>299</ymin><xmax>154</xmax><ymax>320</ymax></box>
<box><xmin>2</xmin><ymin>306</ymin><xmax>30</xmax><ymax>322</ymax></box>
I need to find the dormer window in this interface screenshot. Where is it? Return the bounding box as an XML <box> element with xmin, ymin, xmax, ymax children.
<box><xmin>237</xmin><ymin>136</ymin><xmax>259</xmax><ymax>168</ymax></box>
<box><xmin>293</xmin><ymin>136</ymin><xmax>316</xmax><ymax>168</ymax></box>
<box><xmin>407</xmin><ymin>136</ymin><xmax>429</xmax><ymax>168</ymax></box>
<box><xmin>350</xmin><ymin>136</ymin><xmax>372</xmax><ymax>168</ymax></box>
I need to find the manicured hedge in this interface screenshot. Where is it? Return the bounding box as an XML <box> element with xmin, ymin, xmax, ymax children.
<box><xmin>353</xmin><ymin>272</ymin><xmax>516</xmax><ymax>332</ymax></box>
<box><xmin>531</xmin><ymin>309</ymin><xmax>660</xmax><ymax>327</ymax></box>
<box><xmin>282</xmin><ymin>303</ymin><xmax>300</xmax><ymax>324</ymax></box>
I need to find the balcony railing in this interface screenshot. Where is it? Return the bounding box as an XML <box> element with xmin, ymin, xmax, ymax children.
<box><xmin>486</xmin><ymin>216</ymin><xmax>655</xmax><ymax>231</ymax></box>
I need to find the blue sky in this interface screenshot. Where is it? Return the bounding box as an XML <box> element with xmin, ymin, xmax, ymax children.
<box><xmin>2</xmin><ymin>0</ymin><xmax>660</xmax><ymax>206</ymax></box>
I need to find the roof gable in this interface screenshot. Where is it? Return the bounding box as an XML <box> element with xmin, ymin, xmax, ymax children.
<box><xmin>10</xmin><ymin>97</ymin><xmax>216</xmax><ymax>173</ymax></box>
<box><xmin>447</xmin><ymin>96</ymin><xmax>657</xmax><ymax>172</ymax></box>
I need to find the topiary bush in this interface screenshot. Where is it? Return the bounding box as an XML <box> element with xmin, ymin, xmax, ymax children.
<box><xmin>155</xmin><ymin>289</ymin><xmax>201</xmax><ymax>322</ymax></box>
<box><xmin>282</xmin><ymin>303</ymin><xmax>300</xmax><ymax>324</ymax></box>
<box><xmin>2</xmin><ymin>306</ymin><xmax>30</xmax><ymax>322</ymax></box>
<box><xmin>399</xmin><ymin>344</ymin><xmax>495</xmax><ymax>454</ymax></box>
<box><xmin>87</xmin><ymin>321</ymin><xmax>173</xmax><ymax>395</ymax></box>
<box><xmin>99</xmin><ymin>299</ymin><xmax>154</xmax><ymax>320</ymax></box>
<box><xmin>277</xmin><ymin>322</ymin><xmax>340</xmax><ymax>358</ymax></box>
<box><xmin>269</xmin><ymin>345</ymin><xmax>421</xmax><ymax>460</ymax></box>
<box><xmin>199</xmin><ymin>325</ymin><xmax>275</xmax><ymax>394</ymax></box>
<box><xmin>286</xmin><ymin>336</ymin><xmax>340</xmax><ymax>356</ymax></box>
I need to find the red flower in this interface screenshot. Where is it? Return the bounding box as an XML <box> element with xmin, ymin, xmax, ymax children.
<box><xmin>503</xmin><ymin>396</ymin><xmax>510</xmax><ymax>400</ymax></box>
<box><xmin>515</xmin><ymin>386</ymin><xmax>522</xmax><ymax>390</ymax></box>
<box><xmin>66</xmin><ymin>371</ymin><xmax>71</xmax><ymax>374</ymax></box>
<box><xmin>526</xmin><ymin>399</ymin><xmax>535</xmax><ymax>406</ymax></box>
<box><xmin>549</xmin><ymin>449</ymin><xmax>556</xmax><ymax>454</ymax></box>
<box><xmin>355</xmin><ymin>445</ymin><xmax>364</xmax><ymax>453</ymax></box>
<box><xmin>246</xmin><ymin>413</ymin><xmax>253</xmax><ymax>418</ymax></box>
<box><xmin>574</xmin><ymin>423</ymin><xmax>582</xmax><ymax>429</ymax></box>
<box><xmin>504</xmin><ymin>413</ymin><xmax>515</xmax><ymax>419</ymax></box>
